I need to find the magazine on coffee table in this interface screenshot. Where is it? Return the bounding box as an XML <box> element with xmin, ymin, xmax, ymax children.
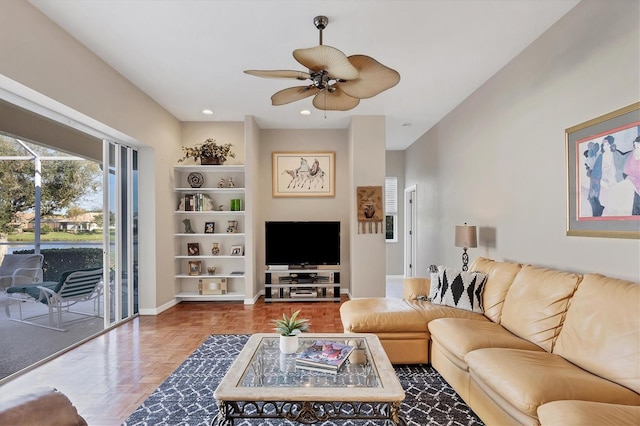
<box><xmin>295</xmin><ymin>340</ymin><xmax>354</xmax><ymax>373</ymax></box>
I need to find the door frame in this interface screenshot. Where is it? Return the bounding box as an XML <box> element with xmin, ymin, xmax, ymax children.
<box><xmin>404</xmin><ymin>185</ymin><xmax>417</xmax><ymax>277</ymax></box>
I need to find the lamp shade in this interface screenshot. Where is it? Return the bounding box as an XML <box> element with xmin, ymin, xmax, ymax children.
<box><xmin>455</xmin><ymin>224</ymin><xmax>477</xmax><ymax>249</ymax></box>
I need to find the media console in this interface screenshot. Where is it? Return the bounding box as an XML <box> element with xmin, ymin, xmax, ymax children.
<box><xmin>264</xmin><ymin>268</ymin><xmax>340</xmax><ymax>302</ymax></box>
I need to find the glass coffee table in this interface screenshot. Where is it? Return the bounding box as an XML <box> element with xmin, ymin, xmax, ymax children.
<box><xmin>213</xmin><ymin>333</ymin><xmax>406</xmax><ymax>425</ymax></box>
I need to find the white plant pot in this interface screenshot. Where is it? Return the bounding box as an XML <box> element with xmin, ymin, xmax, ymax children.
<box><xmin>279</xmin><ymin>335</ymin><xmax>299</xmax><ymax>354</ymax></box>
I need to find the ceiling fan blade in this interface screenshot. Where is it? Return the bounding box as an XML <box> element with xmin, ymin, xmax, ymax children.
<box><xmin>271</xmin><ymin>85</ymin><xmax>320</xmax><ymax>106</ymax></box>
<box><xmin>244</xmin><ymin>70</ymin><xmax>310</xmax><ymax>80</ymax></box>
<box><xmin>339</xmin><ymin>55</ymin><xmax>400</xmax><ymax>99</ymax></box>
<box><xmin>312</xmin><ymin>87</ymin><xmax>360</xmax><ymax>111</ymax></box>
<box><xmin>293</xmin><ymin>45</ymin><xmax>359</xmax><ymax>80</ymax></box>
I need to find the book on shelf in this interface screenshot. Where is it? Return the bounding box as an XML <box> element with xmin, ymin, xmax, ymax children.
<box><xmin>182</xmin><ymin>193</ymin><xmax>208</xmax><ymax>212</ymax></box>
<box><xmin>295</xmin><ymin>340</ymin><xmax>354</xmax><ymax>373</ymax></box>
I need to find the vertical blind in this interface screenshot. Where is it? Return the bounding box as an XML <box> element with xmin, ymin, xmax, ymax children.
<box><xmin>385</xmin><ymin>177</ymin><xmax>397</xmax><ymax>214</ymax></box>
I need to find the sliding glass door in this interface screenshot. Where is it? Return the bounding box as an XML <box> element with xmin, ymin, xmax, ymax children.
<box><xmin>104</xmin><ymin>141</ymin><xmax>138</xmax><ymax>326</ymax></box>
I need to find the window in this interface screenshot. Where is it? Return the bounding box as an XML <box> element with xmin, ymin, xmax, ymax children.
<box><xmin>385</xmin><ymin>177</ymin><xmax>398</xmax><ymax>242</ymax></box>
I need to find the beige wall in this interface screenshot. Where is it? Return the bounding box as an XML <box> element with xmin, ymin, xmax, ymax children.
<box><xmin>349</xmin><ymin>116</ymin><xmax>387</xmax><ymax>297</ymax></box>
<box><xmin>0</xmin><ymin>0</ymin><xmax>182</xmax><ymax>310</ymax></box>
<box><xmin>256</xmin><ymin>129</ymin><xmax>352</xmax><ymax>290</ymax></box>
<box><xmin>405</xmin><ymin>0</ymin><xmax>640</xmax><ymax>282</ymax></box>
<box><xmin>385</xmin><ymin>150</ymin><xmax>405</xmax><ymax>275</ymax></box>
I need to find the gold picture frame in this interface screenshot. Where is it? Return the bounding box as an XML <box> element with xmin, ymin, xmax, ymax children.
<box><xmin>188</xmin><ymin>260</ymin><xmax>202</xmax><ymax>275</ymax></box>
<box><xmin>566</xmin><ymin>102</ymin><xmax>640</xmax><ymax>238</ymax></box>
<box><xmin>272</xmin><ymin>151</ymin><xmax>335</xmax><ymax>197</ymax></box>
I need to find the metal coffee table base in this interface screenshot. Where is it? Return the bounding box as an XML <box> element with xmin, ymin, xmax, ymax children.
<box><xmin>213</xmin><ymin>400</ymin><xmax>407</xmax><ymax>425</ymax></box>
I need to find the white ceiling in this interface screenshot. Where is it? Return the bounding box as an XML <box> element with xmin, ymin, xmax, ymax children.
<box><xmin>29</xmin><ymin>0</ymin><xmax>580</xmax><ymax>150</ymax></box>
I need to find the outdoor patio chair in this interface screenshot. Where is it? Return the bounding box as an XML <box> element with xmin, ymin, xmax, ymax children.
<box><xmin>0</xmin><ymin>254</ymin><xmax>44</xmax><ymax>290</ymax></box>
<box><xmin>5</xmin><ymin>267</ymin><xmax>104</xmax><ymax>331</ymax></box>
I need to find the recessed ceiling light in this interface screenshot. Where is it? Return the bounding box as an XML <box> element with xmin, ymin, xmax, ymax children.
<box><xmin>201</xmin><ymin>109</ymin><xmax>214</xmax><ymax>115</ymax></box>
<box><xmin>300</xmin><ymin>110</ymin><xmax>311</xmax><ymax>116</ymax></box>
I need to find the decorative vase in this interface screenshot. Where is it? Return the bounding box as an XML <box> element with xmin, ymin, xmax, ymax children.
<box><xmin>279</xmin><ymin>335</ymin><xmax>299</xmax><ymax>354</ymax></box>
<box><xmin>211</xmin><ymin>242</ymin><xmax>220</xmax><ymax>256</ymax></box>
<box><xmin>226</xmin><ymin>220</ymin><xmax>238</xmax><ymax>233</ymax></box>
<box><xmin>201</xmin><ymin>156</ymin><xmax>223</xmax><ymax>165</ymax></box>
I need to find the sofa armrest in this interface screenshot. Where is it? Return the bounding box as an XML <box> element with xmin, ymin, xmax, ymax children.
<box><xmin>0</xmin><ymin>387</ymin><xmax>87</xmax><ymax>426</ymax></box>
<box><xmin>403</xmin><ymin>277</ymin><xmax>431</xmax><ymax>300</ymax></box>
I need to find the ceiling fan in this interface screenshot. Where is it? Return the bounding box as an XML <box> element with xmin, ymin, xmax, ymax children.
<box><xmin>244</xmin><ymin>15</ymin><xmax>400</xmax><ymax>111</ymax></box>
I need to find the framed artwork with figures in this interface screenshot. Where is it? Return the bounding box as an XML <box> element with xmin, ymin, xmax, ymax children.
<box><xmin>566</xmin><ymin>102</ymin><xmax>640</xmax><ymax>238</ymax></box>
<box><xmin>272</xmin><ymin>151</ymin><xmax>335</xmax><ymax>197</ymax></box>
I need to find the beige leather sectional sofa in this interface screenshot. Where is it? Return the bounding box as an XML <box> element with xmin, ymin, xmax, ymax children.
<box><xmin>0</xmin><ymin>387</ymin><xmax>87</xmax><ymax>425</ymax></box>
<box><xmin>340</xmin><ymin>257</ymin><xmax>640</xmax><ymax>425</ymax></box>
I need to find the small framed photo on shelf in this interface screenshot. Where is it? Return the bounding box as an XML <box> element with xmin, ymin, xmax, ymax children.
<box><xmin>187</xmin><ymin>242</ymin><xmax>200</xmax><ymax>256</ymax></box>
<box><xmin>204</xmin><ymin>222</ymin><xmax>215</xmax><ymax>234</ymax></box>
<box><xmin>230</xmin><ymin>245</ymin><xmax>244</xmax><ymax>256</ymax></box>
<box><xmin>188</xmin><ymin>260</ymin><xmax>202</xmax><ymax>276</ymax></box>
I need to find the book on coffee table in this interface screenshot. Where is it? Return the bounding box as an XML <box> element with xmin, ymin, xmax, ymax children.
<box><xmin>295</xmin><ymin>340</ymin><xmax>354</xmax><ymax>373</ymax></box>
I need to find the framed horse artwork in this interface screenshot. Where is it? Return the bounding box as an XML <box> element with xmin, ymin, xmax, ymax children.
<box><xmin>272</xmin><ymin>151</ymin><xmax>335</xmax><ymax>197</ymax></box>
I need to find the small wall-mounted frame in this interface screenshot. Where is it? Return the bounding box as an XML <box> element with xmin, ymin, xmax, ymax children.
<box><xmin>272</xmin><ymin>151</ymin><xmax>335</xmax><ymax>197</ymax></box>
<box><xmin>198</xmin><ymin>278</ymin><xmax>227</xmax><ymax>295</ymax></box>
<box><xmin>204</xmin><ymin>222</ymin><xmax>215</xmax><ymax>234</ymax></box>
<box><xmin>187</xmin><ymin>242</ymin><xmax>200</xmax><ymax>256</ymax></box>
<box><xmin>566</xmin><ymin>102</ymin><xmax>640</xmax><ymax>238</ymax></box>
<box><xmin>230</xmin><ymin>245</ymin><xmax>244</xmax><ymax>256</ymax></box>
<box><xmin>188</xmin><ymin>260</ymin><xmax>202</xmax><ymax>275</ymax></box>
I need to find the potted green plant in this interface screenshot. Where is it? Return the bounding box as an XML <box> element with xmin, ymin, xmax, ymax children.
<box><xmin>273</xmin><ymin>309</ymin><xmax>310</xmax><ymax>354</ymax></box>
<box><xmin>178</xmin><ymin>138</ymin><xmax>236</xmax><ymax>165</ymax></box>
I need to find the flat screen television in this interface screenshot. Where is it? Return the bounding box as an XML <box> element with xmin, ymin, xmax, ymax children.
<box><xmin>265</xmin><ymin>221</ymin><xmax>340</xmax><ymax>267</ymax></box>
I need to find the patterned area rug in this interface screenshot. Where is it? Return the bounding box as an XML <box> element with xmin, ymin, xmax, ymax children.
<box><xmin>124</xmin><ymin>334</ymin><xmax>483</xmax><ymax>426</ymax></box>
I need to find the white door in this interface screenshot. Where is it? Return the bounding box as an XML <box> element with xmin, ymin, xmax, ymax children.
<box><xmin>404</xmin><ymin>185</ymin><xmax>417</xmax><ymax>277</ymax></box>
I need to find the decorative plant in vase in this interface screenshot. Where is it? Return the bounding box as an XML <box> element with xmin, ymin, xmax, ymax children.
<box><xmin>273</xmin><ymin>309</ymin><xmax>310</xmax><ymax>354</ymax></box>
<box><xmin>178</xmin><ymin>138</ymin><xmax>236</xmax><ymax>165</ymax></box>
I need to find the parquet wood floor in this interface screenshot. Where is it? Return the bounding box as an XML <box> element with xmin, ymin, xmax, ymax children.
<box><xmin>0</xmin><ymin>296</ymin><xmax>347</xmax><ymax>425</ymax></box>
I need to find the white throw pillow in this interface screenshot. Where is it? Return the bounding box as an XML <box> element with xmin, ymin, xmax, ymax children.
<box><xmin>429</xmin><ymin>272</ymin><xmax>440</xmax><ymax>300</ymax></box>
<box><xmin>432</xmin><ymin>266</ymin><xmax>487</xmax><ymax>313</ymax></box>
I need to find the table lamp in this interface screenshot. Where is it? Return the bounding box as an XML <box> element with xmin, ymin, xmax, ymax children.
<box><xmin>455</xmin><ymin>223</ymin><xmax>477</xmax><ymax>271</ymax></box>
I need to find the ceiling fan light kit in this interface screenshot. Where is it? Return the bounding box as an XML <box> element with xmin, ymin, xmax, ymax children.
<box><xmin>245</xmin><ymin>15</ymin><xmax>400</xmax><ymax>112</ymax></box>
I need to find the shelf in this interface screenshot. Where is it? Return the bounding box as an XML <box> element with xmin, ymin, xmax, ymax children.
<box><xmin>174</xmin><ymin>233</ymin><xmax>246</xmax><ymax>237</ymax></box>
<box><xmin>265</xmin><ymin>283</ymin><xmax>336</xmax><ymax>288</ymax></box>
<box><xmin>266</xmin><ymin>297</ymin><xmax>341</xmax><ymax>303</ymax></box>
<box><xmin>174</xmin><ymin>210</ymin><xmax>245</xmax><ymax>215</ymax></box>
<box><xmin>268</xmin><ymin>268</ymin><xmax>341</xmax><ymax>273</ymax></box>
<box><xmin>174</xmin><ymin>187</ymin><xmax>245</xmax><ymax>193</ymax></box>
<box><xmin>175</xmin><ymin>274</ymin><xmax>245</xmax><ymax>279</ymax></box>
<box><xmin>174</xmin><ymin>162</ymin><xmax>249</xmax><ymax>303</ymax></box>
<box><xmin>175</xmin><ymin>255</ymin><xmax>245</xmax><ymax>259</ymax></box>
<box><xmin>174</xmin><ymin>291</ymin><xmax>245</xmax><ymax>301</ymax></box>
<box><xmin>174</xmin><ymin>165</ymin><xmax>245</xmax><ymax>172</ymax></box>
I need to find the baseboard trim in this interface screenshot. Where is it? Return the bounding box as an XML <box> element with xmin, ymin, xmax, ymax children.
<box><xmin>139</xmin><ymin>298</ymin><xmax>178</xmax><ymax>315</ymax></box>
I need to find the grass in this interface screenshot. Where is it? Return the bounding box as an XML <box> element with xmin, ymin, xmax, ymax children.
<box><xmin>7</xmin><ymin>231</ymin><xmax>103</xmax><ymax>242</ymax></box>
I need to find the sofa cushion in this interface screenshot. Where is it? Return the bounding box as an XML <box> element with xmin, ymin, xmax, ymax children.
<box><xmin>429</xmin><ymin>318</ymin><xmax>544</xmax><ymax>371</ymax></box>
<box><xmin>340</xmin><ymin>298</ymin><xmax>429</xmax><ymax>333</ymax></box>
<box><xmin>468</xmin><ymin>257</ymin><xmax>522</xmax><ymax>323</ymax></box>
<box><xmin>466</xmin><ymin>348</ymin><xmax>640</xmax><ymax>421</ymax></box>
<box><xmin>537</xmin><ymin>400</ymin><xmax>640</xmax><ymax>426</ymax></box>
<box><xmin>403</xmin><ymin>277</ymin><xmax>430</xmax><ymax>301</ymax></box>
<box><xmin>553</xmin><ymin>273</ymin><xmax>640</xmax><ymax>394</ymax></box>
<box><xmin>432</xmin><ymin>266</ymin><xmax>487</xmax><ymax>313</ymax></box>
<box><xmin>500</xmin><ymin>265</ymin><xmax>581</xmax><ymax>352</ymax></box>
<box><xmin>340</xmin><ymin>298</ymin><xmax>487</xmax><ymax>334</ymax></box>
